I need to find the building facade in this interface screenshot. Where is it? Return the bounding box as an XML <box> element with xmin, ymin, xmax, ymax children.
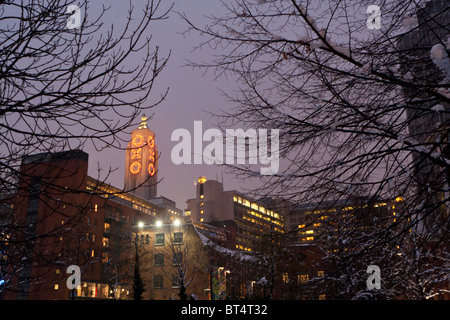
<box><xmin>185</xmin><ymin>177</ymin><xmax>284</xmax><ymax>252</ymax></box>
<box><xmin>1</xmin><ymin>119</ymin><xmax>182</xmax><ymax>300</ymax></box>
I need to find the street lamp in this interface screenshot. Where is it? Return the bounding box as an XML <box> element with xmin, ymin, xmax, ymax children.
<box><xmin>155</xmin><ymin>220</ymin><xmax>163</xmax><ymax>227</ymax></box>
<box><xmin>137</xmin><ymin>221</ymin><xmax>144</xmax><ymax>229</ymax></box>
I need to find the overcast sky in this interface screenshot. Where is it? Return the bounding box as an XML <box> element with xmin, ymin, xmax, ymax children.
<box><xmin>85</xmin><ymin>1</ymin><xmax>253</xmax><ymax>210</ymax></box>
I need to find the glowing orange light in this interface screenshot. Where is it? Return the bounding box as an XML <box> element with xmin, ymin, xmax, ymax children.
<box><xmin>147</xmin><ymin>136</ymin><xmax>155</xmax><ymax>148</ymax></box>
<box><xmin>148</xmin><ymin>163</ymin><xmax>156</xmax><ymax>176</ymax></box>
<box><xmin>130</xmin><ymin>161</ymin><xmax>141</xmax><ymax>174</ymax></box>
<box><xmin>132</xmin><ymin>134</ymin><xmax>144</xmax><ymax>147</ymax></box>
<box><xmin>131</xmin><ymin>148</ymin><xmax>142</xmax><ymax>160</ymax></box>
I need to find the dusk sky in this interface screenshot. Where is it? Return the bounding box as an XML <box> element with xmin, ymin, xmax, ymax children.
<box><xmin>85</xmin><ymin>1</ymin><xmax>253</xmax><ymax>210</ymax></box>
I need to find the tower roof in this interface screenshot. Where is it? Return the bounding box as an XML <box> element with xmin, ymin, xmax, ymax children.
<box><xmin>138</xmin><ymin>114</ymin><xmax>148</xmax><ymax>129</ymax></box>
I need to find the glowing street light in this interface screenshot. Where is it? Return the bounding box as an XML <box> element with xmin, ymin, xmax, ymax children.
<box><xmin>173</xmin><ymin>219</ymin><xmax>181</xmax><ymax>227</ymax></box>
<box><xmin>155</xmin><ymin>220</ymin><xmax>163</xmax><ymax>227</ymax></box>
<box><xmin>137</xmin><ymin>221</ymin><xmax>144</xmax><ymax>228</ymax></box>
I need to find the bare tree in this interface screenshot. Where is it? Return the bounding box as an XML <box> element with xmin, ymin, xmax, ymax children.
<box><xmin>182</xmin><ymin>0</ymin><xmax>450</xmax><ymax>299</ymax></box>
<box><xmin>0</xmin><ymin>0</ymin><xmax>171</xmax><ymax>296</ymax></box>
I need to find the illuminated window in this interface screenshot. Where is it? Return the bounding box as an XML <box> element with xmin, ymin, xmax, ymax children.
<box><xmin>298</xmin><ymin>224</ymin><xmax>305</xmax><ymax>229</ymax></box>
<box><xmin>251</xmin><ymin>203</ymin><xmax>259</xmax><ymax>210</ymax></box>
<box><xmin>306</xmin><ymin>230</ymin><xmax>314</xmax><ymax>234</ymax></box>
<box><xmin>91</xmin><ymin>250</ymin><xmax>95</xmax><ymax>257</ymax></box>
<box><xmin>185</xmin><ymin>210</ymin><xmax>191</xmax><ymax>216</ymax></box>
<box><xmin>233</xmin><ymin>196</ymin><xmax>238</xmax><ymax>202</ymax></box>
<box><xmin>54</xmin><ymin>284</ymin><xmax>59</xmax><ymax>290</ymax></box>
<box><xmin>298</xmin><ymin>274</ymin><xmax>309</xmax><ymax>284</ymax></box>
<box><xmin>319</xmin><ymin>294</ymin><xmax>326</xmax><ymax>300</ymax></box>
<box><xmin>94</xmin><ymin>204</ymin><xmax>98</xmax><ymax>212</ymax></box>
<box><xmin>56</xmin><ymin>269</ymin><xmax>60</xmax><ymax>274</ymax></box>
<box><xmin>282</xmin><ymin>273</ymin><xmax>289</xmax><ymax>283</ymax></box>
<box><xmin>243</xmin><ymin>199</ymin><xmax>250</xmax><ymax>207</ymax></box>
<box><xmin>306</xmin><ymin>237</ymin><xmax>314</xmax><ymax>241</ymax></box>
<box><xmin>317</xmin><ymin>271</ymin><xmax>325</xmax><ymax>277</ymax></box>
<box><xmin>313</xmin><ymin>223</ymin><xmax>321</xmax><ymax>227</ymax></box>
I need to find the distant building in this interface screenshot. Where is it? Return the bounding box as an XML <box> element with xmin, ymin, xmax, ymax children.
<box><xmin>286</xmin><ymin>197</ymin><xmax>403</xmax><ymax>247</ymax></box>
<box><xmin>185</xmin><ymin>177</ymin><xmax>285</xmax><ymax>252</ymax></box>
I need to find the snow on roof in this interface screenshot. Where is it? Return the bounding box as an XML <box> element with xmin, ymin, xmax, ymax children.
<box><xmin>192</xmin><ymin>224</ymin><xmax>259</xmax><ymax>263</ymax></box>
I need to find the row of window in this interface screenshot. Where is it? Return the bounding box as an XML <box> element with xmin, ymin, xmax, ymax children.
<box><xmin>136</xmin><ymin>232</ymin><xmax>184</xmax><ymax>246</ymax></box>
<box><xmin>281</xmin><ymin>271</ymin><xmax>325</xmax><ymax>284</ymax></box>
<box><xmin>153</xmin><ymin>253</ymin><xmax>183</xmax><ymax>267</ymax></box>
<box><xmin>153</xmin><ymin>274</ymin><xmax>183</xmax><ymax>289</ymax></box>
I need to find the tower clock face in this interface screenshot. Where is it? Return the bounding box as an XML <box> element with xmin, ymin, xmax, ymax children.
<box><xmin>130</xmin><ymin>161</ymin><xmax>141</xmax><ymax>174</ymax></box>
<box><xmin>132</xmin><ymin>134</ymin><xmax>144</xmax><ymax>147</ymax></box>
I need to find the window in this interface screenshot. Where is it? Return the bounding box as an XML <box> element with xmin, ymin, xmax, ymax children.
<box><xmin>154</xmin><ymin>253</ymin><xmax>164</xmax><ymax>266</ymax></box>
<box><xmin>282</xmin><ymin>272</ymin><xmax>289</xmax><ymax>283</ymax></box>
<box><xmin>172</xmin><ymin>274</ymin><xmax>180</xmax><ymax>288</ymax></box>
<box><xmin>173</xmin><ymin>253</ymin><xmax>182</xmax><ymax>266</ymax></box>
<box><xmin>155</xmin><ymin>233</ymin><xmax>164</xmax><ymax>246</ymax></box>
<box><xmin>317</xmin><ymin>271</ymin><xmax>325</xmax><ymax>277</ymax></box>
<box><xmin>298</xmin><ymin>274</ymin><xmax>309</xmax><ymax>284</ymax></box>
<box><xmin>173</xmin><ymin>232</ymin><xmax>183</xmax><ymax>245</ymax></box>
<box><xmin>319</xmin><ymin>294</ymin><xmax>326</xmax><ymax>300</ymax></box>
<box><xmin>54</xmin><ymin>284</ymin><xmax>59</xmax><ymax>290</ymax></box>
<box><xmin>154</xmin><ymin>275</ymin><xmax>163</xmax><ymax>288</ymax></box>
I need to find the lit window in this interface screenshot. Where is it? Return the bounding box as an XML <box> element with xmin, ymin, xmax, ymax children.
<box><xmin>306</xmin><ymin>237</ymin><xmax>314</xmax><ymax>241</ymax></box>
<box><xmin>94</xmin><ymin>204</ymin><xmax>98</xmax><ymax>212</ymax></box>
<box><xmin>317</xmin><ymin>271</ymin><xmax>324</xmax><ymax>277</ymax></box>
<box><xmin>233</xmin><ymin>196</ymin><xmax>238</xmax><ymax>202</ymax></box>
<box><xmin>319</xmin><ymin>294</ymin><xmax>326</xmax><ymax>300</ymax></box>
<box><xmin>54</xmin><ymin>284</ymin><xmax>59</xmax><ymax>290</ymax></box>
<box><xmin>56</xmin><ymin>269</ymin><xmax>60</xmax><ymax>274</ymax></box>
<box><xmin>282</xmin><ymin>273</ymin><xmax>289</xmax><ymax>283</ymax></box>
<box><xmin>298</xmin><ymin>224</ymin><xmax>305</xmax><ymax>229</ymax></box>
<box><xmin>91</xmin><ymin>250</ymin><xmax>95</xmax><ymax>257</ymax></box>
<box><xmin>306</xmin><ymin>230</ymin><xmax>314</xmax><ymax>234</ymax></box>
<box><xmin>298</xmin><ymin>274</ymin><xmax>309</xmax><ymax>284</ymax></box>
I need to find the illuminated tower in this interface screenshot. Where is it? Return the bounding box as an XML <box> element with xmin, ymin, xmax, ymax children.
<box><xmin>124</xmin><ymin>115</ymin><xmax>158</xmax><ymax>199</ymax></box>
